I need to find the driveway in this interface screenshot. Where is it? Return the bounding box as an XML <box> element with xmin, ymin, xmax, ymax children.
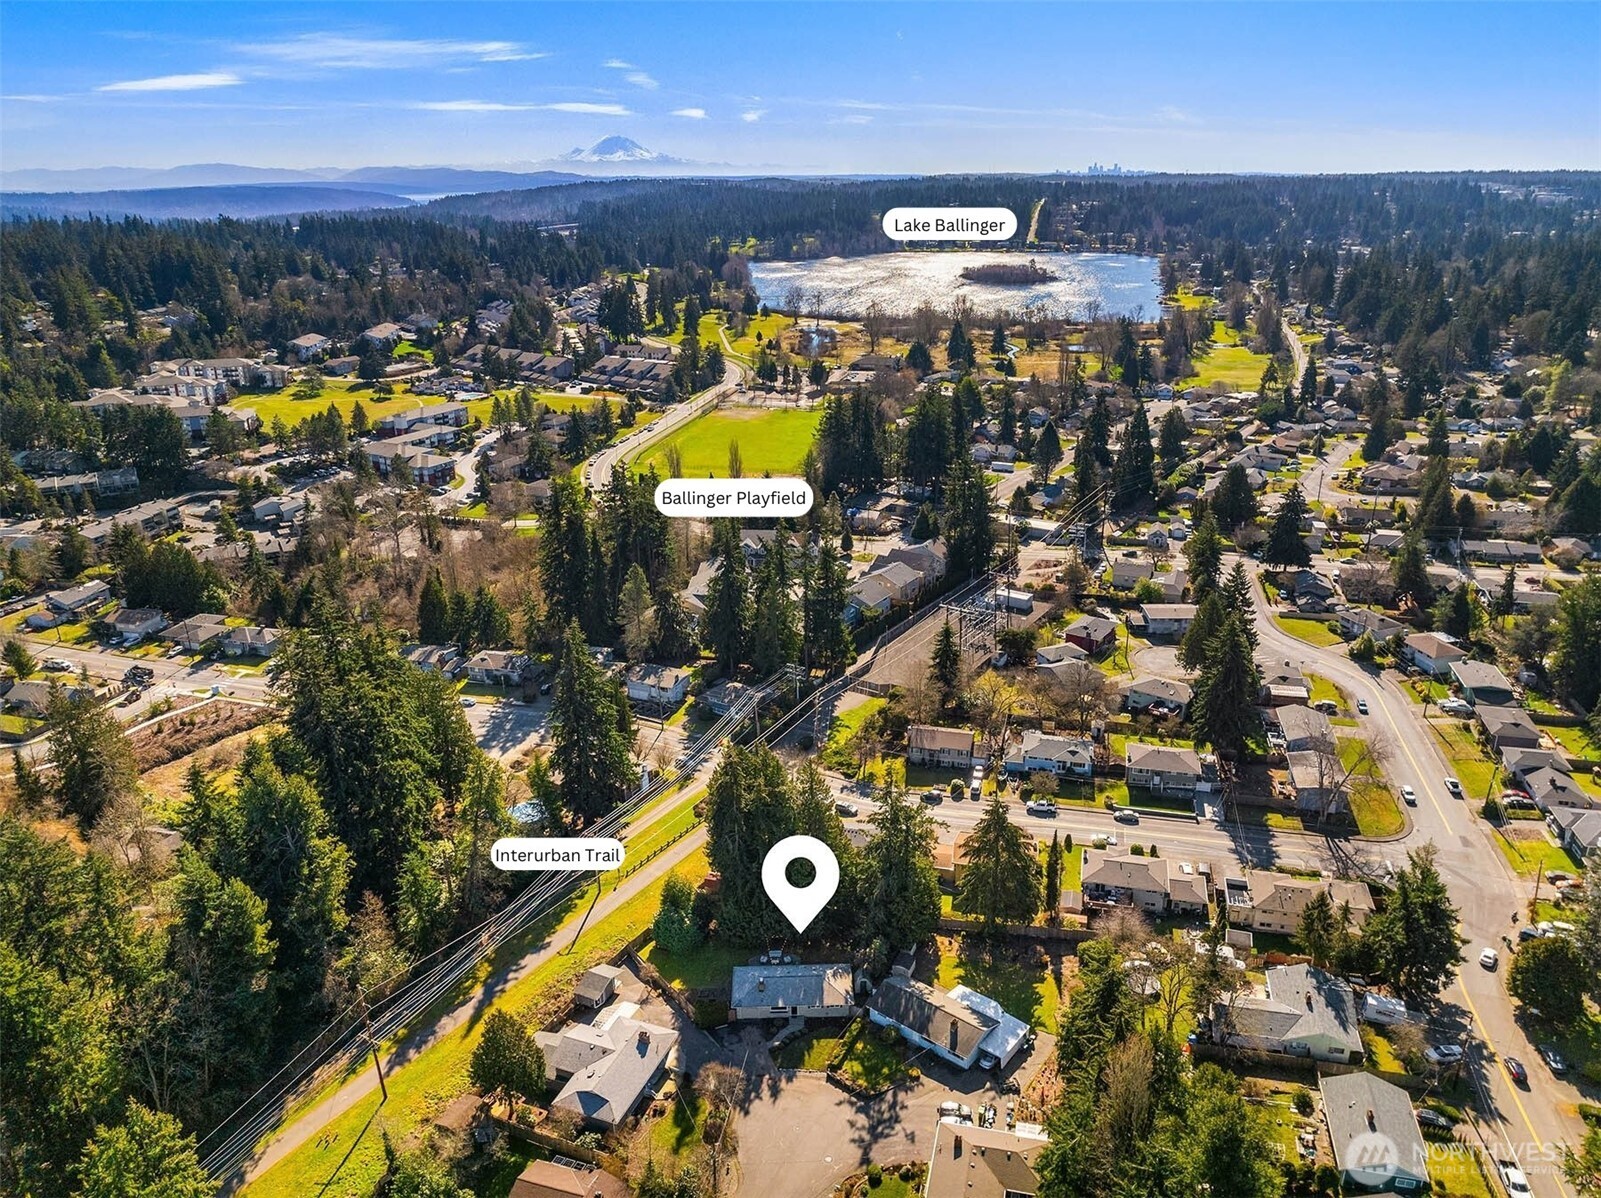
<box><xmin>733</xmin><ymin>1030</ymin><xmax>1053</xmax><ymax>1198</ymax></box>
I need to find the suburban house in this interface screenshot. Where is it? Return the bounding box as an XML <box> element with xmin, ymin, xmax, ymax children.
<box><xmin>729</xmin><ymin>963</ymin><xmax>855</xmax><ymax>1022</ymax></box>
<box><xmin>221</xmin><ymin>624</ymin><xmax>282</xmax><ymax>657</ymax></box>
<box><xmin>1549</xmin><ymin>808</ymin><xmax>1601</xmax><ymax>862</ymax></box>
<box><xmin>107</xmin><ymin>607</ymin><xmax>167</xmax><ymax>644</ymax></box>
<box><xmin>1449</xmin><ymin>660</ymin><xmax>1516</xmax><ymax>707</ymax></box>
<box><xmin>1035</xmin><ymin>641</ymin><xmax>1088</xmax><ymax>666</ymax></box>
<box><xmin>622</xmin><ymin>664</ymin><xmax>693</xmax><ymax>708</ymax></box>
<box><xmin>1211</xmin><ymin>963</ymin><xmax>1363</xmax><ymax>1063</ymax></box>
<box><xmin>1061</xmin><ymin>615</ymin><xmax>1119</xmax><ymax>656</ymax></box>
<box><xmin>166</xmin><ymin>613</ymin><xmax>229</xmax><ymax>652</ymax></box>
<box><xmin>1220</xmin><ymin>872</ymin><xmax>1374</xmax><ymax>935</ymax></box>
<box><xmin>1124</xmin><ymin>743</ymin><xmax>1204</xmax><ymax>794</ymax></box>
<box><xmin>1286</xmin><ymin>751</ymin><xmax>1350</xmax><ymax>819</ymax></box>
<box><xmin>4</xmin><ymin>680</ymin><xmax>94</xmax><ymax>715</ymax></box>
<box><xmin>361</xmin><ymin>322</ymin><xmax>404</xmax><ymax>347</ymax></box>
<box><xmin>534</xmin><ymin>1006</ymin><xmax>678</xmax><ymax>1129</ymax></box>
<box><xmin>400</xmin><ymin>643</ymin><xmax>465</xmax><ymax>676</ymax></box>
<box><xmin>252</xmin><ymin>495</ymin><xmax>307</xmax><ymax>524</ymax></box>
<box><xmin>1259</xmin><ymin>659</ymin><xmax>1312</xmax><ymax>705</ymax></box>
<box><xmin>508</xmin><ymin>1158</ymin><xmax>630</xmax><ymax>1198</ymax></box>
<box><xmin>1110</xmin><ymin>558</ymin><xmax>1154</xmax><ymax>589</ymax></box>
<box><xmin>1151</xmin><ymin>568</ymin><xmax>1188</xmax><ymax>602</ymax></box>
<box><xmin>1003</xmin><ymin>731</ymin><xmax>1094</xmax><ymax>779</ymax></box>
<box><xmin>1122</xmin><ymin>676</ymin><xmax>1193</xmax><ymax>715</ymax></box>
<box><xmin>1523</xmin><ymin>767</ymin><xmax>1595</xmax><ymax>813</ymax></box>
<box><xmin>1476</xmin><ymin>705</ymin><xmax>1542</xmax><ymax>752</ymax></box>
<box><xmin>1273</xmin><ymin>704</ymin><xmax>1334</xmax><ymax>752</ymax></box>
<box><xmin>698</xmin><ymin>679</ymin><xmax>755</xmax><ymax>716</ymax></box>
<box><xmin>865</xmin><ymin>975</ymin><xmax>1028</xmax><ymax>1071</ymax></box>
<box><xmin>935</xmin><ymin>828</ymin><xmax>1040</xmax><ymax>887</ymax></box>
<box><xmin>466</xmin><ymin>649</ymin><xmax>532</xmax><ymax>687</ymax></box>
<box><xmin>1502</xmin><ymin>747</ymin><xmax>1573</xmax><ymax>786</ymax></box>
<box><xmin>1079</xmin><ymin>849</ymin><xmax>1211</xmax><ymax>915</ymax></box>
<box><xmin>1402</xmin><ymin>632</ymin><xmax>1467</xmax><ymax>677</ymax></box>
<box><xmin>1319</xmin><ymin>1072</ymin><xmax>1431</xmax><ymax>1193</ymax></box>
<box><xmin>1337</xmin><ymin>608</ymin><xmax>1407</xmax><ymax>641</ymax></box>
<box><xmin>1136</xmin><ymin>603</ymin><xmax>1198</xmax><ymax>638</ymax></box>
<box><xmin>845</xmin><ymin>572</ymin><xmax>898</xmax><ymax>624</ymax></box>
<box><xmin>923</xmin><ymin>1120</ymin><xmax>1048</xmax><ymax>1198</ymax></box>
<box><xmin>907</xmin><ymin>724</ymin><xmax>979</xmax><ymax>771</ymax></box>
<box><xmin>38</xmin><ymin>578</ymin><xmax>113</xmax><ymax>621</ymax></box>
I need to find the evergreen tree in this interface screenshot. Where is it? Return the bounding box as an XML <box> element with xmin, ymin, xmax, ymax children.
<box><xmin>1296</xmin><ymin>889</ymin><xmax>1338</xmax><ymax>968</ymax></box>
<box><xmin>616</xmin><ymin>563</ymin><xmax>654</xmax><ymax>661</ymax></box>
<box><xmin>959</xmin><ymin>794</ymin><xmax>1042</xmax><ymax>931</ymax></box>
<box><xmin>1179</xmin><ymin>590</ymin><xmax>1229</xmax><ymax>674</ymax></box>
<box><xmin>1391</xmin><ymin>529</ymin><xmax>1435</xmax><ymax>610</ymax></box>
<box><xmin>749</xmin><ymin>534</ymin><xmax>801</xmax><ymax>674</ymax></box>
<box><xmin>864</xmin><ymin>778</ymin><xmax>942</xmax><ymax>949</ymax></box>
<box><xmin>703</xmin><ymin>521</ymin><xmax>750</xmax><ymax>674</ymax></box>
<box><xmin>1033</xmin><ymin>420</ymin><xmax>1062</xmax><ymax>484</ymax></box>
<box><xmin>1191</xmin><ymin>613</ymin><xmax>1261</xmax><ymax>758</ymax></box>
<box><xmin>469</xmin><ymin>1010</ymin><xmax>547</xmax><ymax>1103</ymax></box>
<box><xmin>75</xmin><ymin>1102</ymin><xmax>217</xmax><ymax>1198</ymax></box>
<box><xmin>1111</xmin><ymin>398</ymin><xmax>1156</xmax><ymax>507</ymax></box>
<box><xmin>943</xmin><ymin>453</ymin><xmax>995</xmax><ymax>579</ymax></box>
<box><xmin>1363</xmin><ymin>845</ymin><xmax>1464</xmax><ymax>1007</ymax></box>
<box><xmin>1183</xmin><ymin>509</ymin><xmax>1225</xmax><ymax>598</ymax></box>
<box><xmin>1263</xmin><ymin>482</ymin><xmax>1312</xmax><ymax>568</ymax></box>
<box><xmin>550</xmin><ymin>621</ymin><xmax>638</xmax><ymax>824</ymax></box>
<box><xmin>1043</xmin><ymin>831</ymin><xmax>1063</xmax><ymax>917</ymax></box>
<box><xmin>44</xmin><ymin>686</ymin><xmax>138</xmax><ymax>829</ymax></box>
<box><xmin>650</xmin><ymin>579</ymin><xmax>699</xmax><ymax>663</ymax></box>
<box><xmin>803</xmin><ymin>531</ymin><xmax>853</xmax><ymax>671</ymax></box>
<box><xmin>416</xmin><ymin>569</ymin><xmax>450</xmax><ymax>644</ymax></box>
<box><xmin>1222</xmin><ymin>563</ymin><xmax>1259</xmax><ymax>653</ymax></box>
<box><xmin>930</xmin><ymin>618</ymin><xmax>961</xmax><ymax>707</ymax></box>
<box><xmin>1157</xmin><ymin>407</ymin><xmax>1189</xmax><ymax>474</ymax></box>
<box><xmin>1210</xmin><ymin>463</ymin><xmax>1258</xmax><ymax>530</ymax></box>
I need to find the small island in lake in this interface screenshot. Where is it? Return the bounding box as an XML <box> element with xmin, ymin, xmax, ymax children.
<box><xmin>958</xmin><ymin>257</ymin><xmax>1057</xmax><ymax>284</ymax></box>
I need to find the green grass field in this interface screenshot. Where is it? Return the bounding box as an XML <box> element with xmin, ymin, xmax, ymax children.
<box><xmin>1495</xmin><ymin>831</ymin><xmax>1581</xmax><ymax>880</ymax></box>
<box><xmin>1180</xmin><ymin>321</ymin><xmax>1273</xmax><ymax>390</ymax></box>
<box><xmin>1271</xmin><ymin>615</ymin><xmax>1344</xmax><ymax>647</ymax></box>
<box><xmin>1427</xmin><ymin>718</ymin><xmax>1499</xmax><ymax>801</ymax></box>
<box><xmin>631</xmin><ymin>406</ymin><xmax>822</xmax><ymax>478</ymax></box>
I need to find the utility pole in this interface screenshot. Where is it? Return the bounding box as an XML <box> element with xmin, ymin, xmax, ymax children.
<box><xmin>359</xmin><ymin>989</ymin><xmax>388</xmax><ymax>1103</ymax></box>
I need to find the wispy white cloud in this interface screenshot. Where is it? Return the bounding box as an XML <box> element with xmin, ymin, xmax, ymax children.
<box><xmin>671</xmin><ymin>107</ymin><xmax>708</xmax><ymax>119</ymax></box>
<box><xmin>412</xmin><ymin>99</ymin><xmax>630</xmax><ymax>115</ymax></box>
<box><xmin>98</xmin><ymin>72</ymin><xmax>242</xmax><ymax>93</ymax></box>
<box><xmin>741</xmin><ymin>109</ymin><xmax>766</xmax><ymax>123</ymax></box>
<box><xmin>2</xmin><ymin>93</ymin><xmax>58</xmax><ymax>103</ymax></box>
<box><xmin>1155</xmin><ymin>105</ymin><xmax>1199</xmax><ymax>125</ymax></box>
<box><xmin>833</xmin><ymin>114</ymin><xmax>872</xmax><ymax>125</ymax></box>
<box><xmin>625</xmin><ymin>72</ymin><xmax>658</xmax><ymax>90</ymax></box>
<box><xmin>240</xmin><ymin>34</ymin><xmax>546</xmax><ymax>70</ymax></box>
<box><xmin>602</xmin><ymin>58</ymin><xmax>635</xmax><ymax>70</ymax></box>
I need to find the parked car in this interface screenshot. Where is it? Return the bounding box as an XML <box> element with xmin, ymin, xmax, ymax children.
<box><xmin>835</xmin><ymin>801</ymin><xmax>860</xmax><ymax>818</ymax></box>
<box><xmin>937</xmin><ymin>1101</ymin><xmax>974</xmax><ymax>1122</ymax></box>
<box><xmin>1505</xmin><ymin>1057</ymin><xmax>1528</xmax><ymax>1086</ymax></box>
<box><xmin>1414</xmin><ymin>1107</ymin><xmax>1455</xmax><ymax>1130</ymax></box>
<box><xmin>1113</xmin><ymin>808</ymin><xmax>1140</xmax><ymax>824</ymax></box>
<box><xmin>1438</xmin><ymin>698</ymin><xmax>1473</xmax><ymax>717</ymax></box>
<box><xmin>1518</xmin><ymin>925</ymin><xmax>1545</xmax><ymax>943</ymax></box>
<box><xmin>1443</xmin><ymin>777</ymin><xmax>1463</xmax><ymax>797</ymax></box>
<box><xmin>1025</xmin><ymin>800</ymin><xmax>1058</xmax><ymax>816</ymax></box>
<box><xmin>1479</xmin><ymin>947</ymin><xmax>1500</xmax><ymax>970</ymax></box>
<box><xmin>921</xmin><ymin>788</ymin><xmax>944</xmax><ymax>804</ymax></box>
<box><xmin>1312</xmin><ymin>699</ymin><xmax>1339</xmax><ymax>715</ymax></box>
<box><xmin>1425</xmin><ymin>1044</ymin><xmax>1465</xmax><ymax>1066</ymax></box>
<box><xmin>1538</xmin><ymin>1045</ymin><xmax>1568</xmax><ymax>1074</ymax></box>
<box><xmin>1400</xmin><ymin>785</ymin><xmax>1417</xmax><ymax>805</ymax></box>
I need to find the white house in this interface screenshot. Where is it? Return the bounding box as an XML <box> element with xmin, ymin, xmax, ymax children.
<box><xmin>624</xmin><ymin>663</ymin><xmax>693</xmax><ymax>707</ymax></box>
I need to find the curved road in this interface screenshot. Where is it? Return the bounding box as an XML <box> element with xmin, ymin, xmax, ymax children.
<box><xmin>1246</xmin><ymin>558</ymin><xmax>1581</xmax><ymax>1197</ymax></box>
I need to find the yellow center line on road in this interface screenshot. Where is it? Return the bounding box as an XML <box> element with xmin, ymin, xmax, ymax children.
<box><xmin>1370</xmin><ymin>662</ymin><xmax>1565</xmax><ymax>1192</ymax></box>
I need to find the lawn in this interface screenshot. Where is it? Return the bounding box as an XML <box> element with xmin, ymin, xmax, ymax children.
<box><xmin>818</xmin><ymin>697</ymin><xmax>886</xmax><ymax>774</ymax></box>
<box><xmin>1271</xmin><ymin>615</ymin><xmax>1344</xmax><ymax>647</ymax></box>
<box><xmin>240</xmin><ymin>848</ymin><xmax>709</xmax><ymax>1198</ymax></box>
<box><xmin>773</xmin><ymin>1027</ymin><xmax>846</xmax><ymax>1070</ymax></box>
<box><xmin>1494</xmin><ymin>831</ymin><xmax>1581</xmax><ymax>880</ymax></box>
<box><xmin>1307</xmin><ymin>673</ymin><xmax>1345</xmax><ymax>708</ymax></box>
<box><xmin>834</xmin><ymin>1019</ymin><xmax>915</xmax><ymax>1090</ymax></box>
<box><xmin>1179</xmin><ymin>321</ymin><xmax>1273</xmax><ymax>389</ymax></box>
<box><xmin>631</xmin><ymin>406</ymin><xmax>822</xmax><ymax>479</ymax></box>
<box><xmin>234</xmin><ymin>378</ymin><xmax>459</xmax><ymax>429</ymax></box>
<box><xmin>640</xmin><ymin>937</ymin><xmax>749</xmax><ymax>992</ymax></box>
<box><xmin>1428</xmin><ymin>1142</ymin><xmax>1496</xmax><ymax>1198</ymax></box>
<box><xmin>1337</xmin><ymin>736</ymin><xmax>1405</xmax><ymax>837</ymax></box>
<box><xmin>642</xmin><ymin>1089</ymin><xmax>711</xmax><ymax>1173</ymax></box>
<box><xmin>934</xmin><ymin>936</ymin><xmax>1068</xmax><ymax>1029</ymax></box>
<box><xmin>1546</xmin><ymin>723</ymin><xmax>1601</xmax><ymax>760</ymax></box>
<box><xmin>1426</xmin><ymin>718</ymin><xmax>1499</xmax><ymax>802</ymax></box>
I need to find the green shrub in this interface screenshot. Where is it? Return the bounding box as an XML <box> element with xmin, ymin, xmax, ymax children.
<box><xmin>1292</xmin><ymin>1087</ymin><xmax>1314</xmax><ymax>1116</ymax></box>
<box><xmin>866</xmin><ymin>1164</ymin><xmax>883</xmax><ymax>1186</ymax></box>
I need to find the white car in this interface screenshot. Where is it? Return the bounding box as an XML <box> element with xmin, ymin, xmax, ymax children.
<box><xmin>835</xmin><ymin>801</ymin><xmax>860</xmax><ymax>818</ymax></box>
<box><xmin>1400</xmin><ymin>786</ymin><xmax>1417</xmax><ymax>806</ymax></box>
<box><xmin>43</xmin><ymin>657</ymin><xmax>74</xmax><ymax>672</ymax></box>
<box><xmin>1025</xmin><ymin>800</ymin><xmax>1058</xmax><ymax>816</ymax></box>
<box><xmin>1479</xmin><ymin>947</ymin><xmax>1500</xmax><ymax>970</ymax></box>
<box><xmin>458</xmin><ymin>696</ymin><xmax>477</xmax><ymax>708</ymax></box>
<box><xmin>1497</xmin><ymin>1160</ymin><xmax>1533</xmax><ymax>1197</ymax></box>
<box><xmin>1424</xmin><ymin>1044</ymin><xmax>1465</xmax><ymax>1065</ymax></box>
<box><xmin>937</xmin><ymin>1101</ymin><xmax>973</xmax><ymax>1122</ymax></box>
<box><xmin>1443</xmin><ymin>777</ymin><xmax>1463</xmax><ymax>797</ymax></box>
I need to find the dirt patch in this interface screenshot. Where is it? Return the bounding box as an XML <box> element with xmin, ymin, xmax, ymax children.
<box><xmin>139</xmin><ymin>723</ymin><xmax>278</xmax><ymax>807</ymax></box>
<box><xmin>131</xmin><ymin>700</ymin><xmax>270</xmax><ymax>773</ymax></box>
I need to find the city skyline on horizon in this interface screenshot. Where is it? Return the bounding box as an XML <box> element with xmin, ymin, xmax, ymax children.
<box><xmin>3</xmin><ymin>1</ymin><xmax>1599</xmax><ymax>179</ymax></box>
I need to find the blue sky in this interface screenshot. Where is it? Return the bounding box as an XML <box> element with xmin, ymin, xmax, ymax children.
<box><xmin>3</xmin><ymin>2</ymin><xmax>1597</xmax><ymax>174</ymax></box>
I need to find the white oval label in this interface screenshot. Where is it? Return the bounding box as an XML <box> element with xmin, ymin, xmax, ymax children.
<box><xmin>882</xmin><ymin>207</ymin><xmax>1017</xmax><ymax>241</ymax></box>
<box><xmin>491</xmin><ymin>837</ymin><xmax>625</xmax><ymax>872</ymax></box>
<box><xmin>654</xmin><ymin>478</ymin><xmax>814</xmax><ymax>518</ymax></box>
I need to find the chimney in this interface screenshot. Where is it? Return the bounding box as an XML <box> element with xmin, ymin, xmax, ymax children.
<box><xmin>1366</xmin><ymin>1109</ymin><xmax>1376</xmax><ymax>1131</ymax></box>
<box><xmin>757</xmin><ymin>977</ymin><xmax>765</xmax><ymax>993</ymax></box>
<box><xmin>638</xmin><ymin>1029</ymin><xmax>651</xmax><ymax>1047</ymax></box>
<box><xmin>953</xmin><ymin>1134</ymin><xmax>963</xmax><ymax>1156</ymax></box>
<box><xmin>1306</xmin><ymin>991</ymin><xmax>1314</xmax><ymax>1010</ymax></box>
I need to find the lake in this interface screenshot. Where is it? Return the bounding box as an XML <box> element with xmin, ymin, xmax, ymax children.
<box><xmin>749</xmin><ymin>251</ymin><xmax>1162</xmax><ymax>321</ymax></box>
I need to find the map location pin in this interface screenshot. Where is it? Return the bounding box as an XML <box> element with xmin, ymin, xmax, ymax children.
<box><xmin>761</xmin><ymin>835</ymin><xmax>840</xmax><ymax>934</ymax></box>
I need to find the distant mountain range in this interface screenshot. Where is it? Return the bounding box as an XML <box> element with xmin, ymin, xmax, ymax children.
<box><xmin>557</xmin><ymin>135</ymin><xmax>687</xmax><ymax>166</ymax></box>
<box><xmin>0</xmin><ymin>184</ymin><xmax>425</xmax><ymax>221</ymax></box>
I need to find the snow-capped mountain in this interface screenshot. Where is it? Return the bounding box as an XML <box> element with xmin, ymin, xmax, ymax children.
<box><xmin>557</xmin><ymin>136</ymin><xmax>682</xmax><ymax>165</ymax></box>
